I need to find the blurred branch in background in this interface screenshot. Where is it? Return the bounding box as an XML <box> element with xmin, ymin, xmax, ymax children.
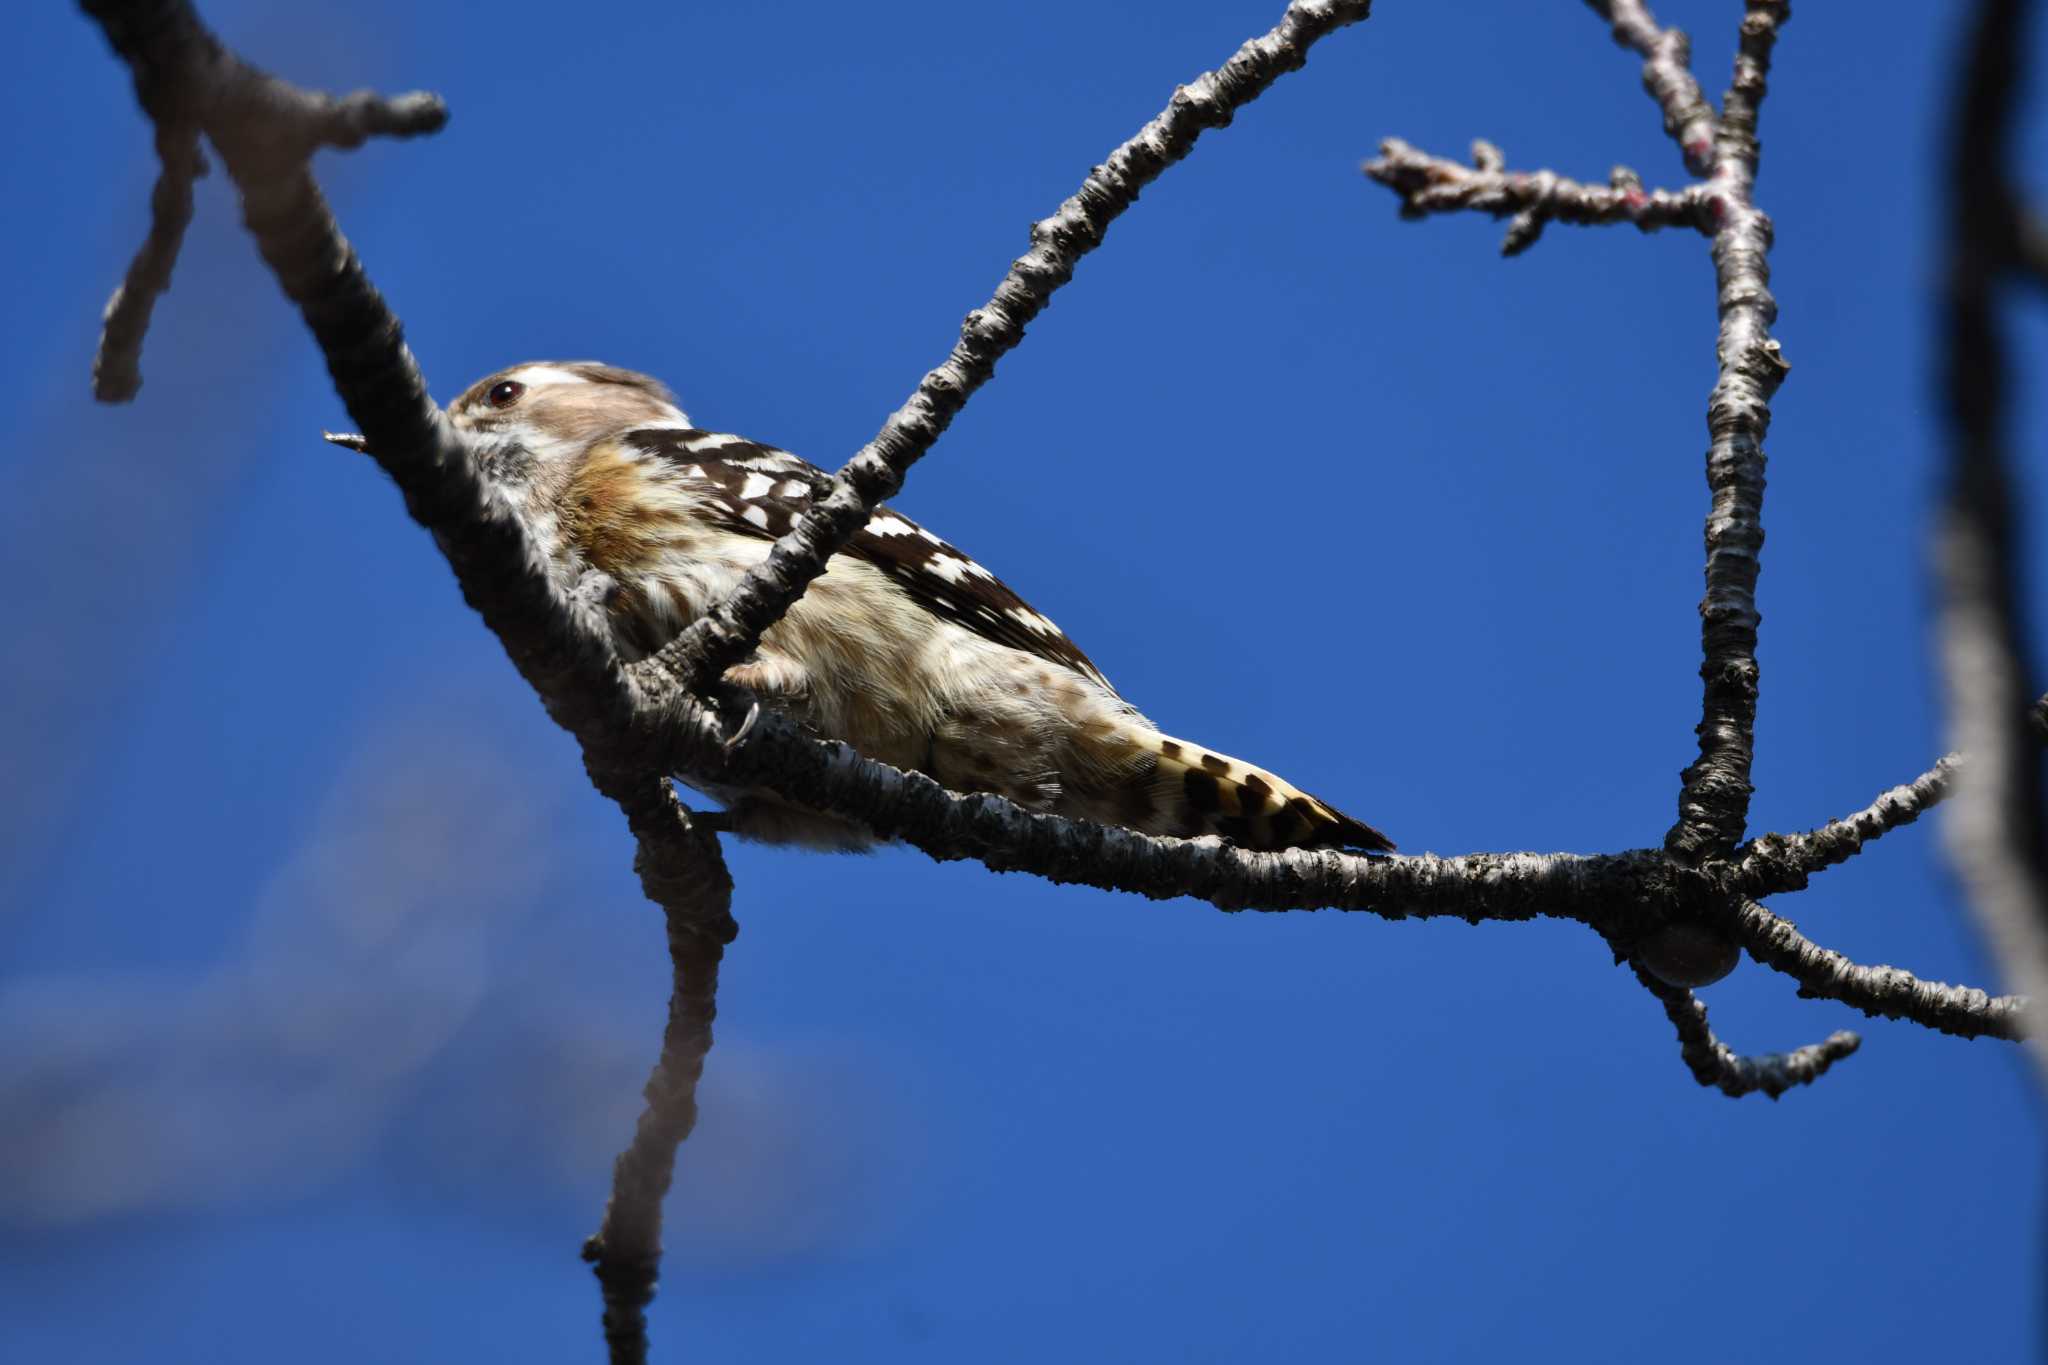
<box><xmin>0</xmin><ymin>708</ymin><xmax>897</xmax><ymax>1257</ymax></box>
<box><xmin>0</xmin><ymin>226</ymin><xmax>292</xmax><ymax>919</ymax></box>
<box><xmin>0</xmin><ymin>717</ymin><xmax>541</xmax><ymax>1222</ymax></box>
<box><xmin>1937</xmin><ymin>0</ymin><xmax>2048</xmax><ymax>1076</ymax></box>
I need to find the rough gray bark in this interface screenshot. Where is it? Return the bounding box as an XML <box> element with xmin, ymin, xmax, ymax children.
<box><xmin>72</xmin><ymin>0</ymin><xmax>2040</xmax><ymax>1359</ymax></box>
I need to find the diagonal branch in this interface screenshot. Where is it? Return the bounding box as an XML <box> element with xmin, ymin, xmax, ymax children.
<box><xmin>93</xmin><ymin>120</ymin><xmax>204</xmax><ymax>401</ymax></box>
<box><xmin>1730</xmin><ymin>690</ymin><xmax>2048</xmax><ymax>897</ymax></box>
<box><xmin>1631</xmin><ymin>964</ymin><xmax>1858</xmax><ymax>1099</ymax></box>
<box><xmin>84</xmin><ymin>0</ymin><xmax>659</xmax><ymax>762</ymax></box>
<box><xmin>1735</xmin><ymin>755</ymin><xmax>1962</xmax><ymax>895</ymax></box>
<box><xmin>82</xmin><ymin>0</ymin><xmax>445</xmax><ymax>406</ymax></box>
<box><xmin>1583</xmin><ymin>0</ymin><xmax>1719</xmax><ymax>174</ymax></box>
<box><xmin>637</xmin><ymin>0</ymin><xmax>1377</xmax><ymax>697</ymax></box>
<box><xmin>1722</xmin><ymin>898</ymin><xmax>2026</xmax><ymax>1040</ymax></box>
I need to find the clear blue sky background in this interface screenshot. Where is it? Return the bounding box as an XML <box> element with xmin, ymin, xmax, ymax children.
<box><xmin>4</xmin><ymin>1</ymin><xmax>2045</xmax><ymax>1360</ymax></box>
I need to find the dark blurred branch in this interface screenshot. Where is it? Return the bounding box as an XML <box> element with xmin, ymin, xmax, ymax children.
<box><xmin>1631</xmin><ymin>965</ymin><xmax>1859</xmax><ymax>1099</ymax></box>
<box><xmin>1937</xmin><ymin>0</ymin><xmax>2048</xmax><ymax>1065</ymax></box>
<box><xmin>82</xmin><ymin>0</ymin><xmax>444</xmax><ymax>405</ymax></box>
<box><xmin>2014</xmin><ymin>212</ymin><xmax>2048</xmax><ymax>290</ymax></box>
<box><xmin>92</xmin><ymin>121</ymin><xmax>202</xmax><ymax>401</ymax></box>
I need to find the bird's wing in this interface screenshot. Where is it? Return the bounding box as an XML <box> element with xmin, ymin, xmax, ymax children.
<box><xmin>625</xmin><ymin>427</ymin><xmax>1116</xmax><ymax>691</ymax></box>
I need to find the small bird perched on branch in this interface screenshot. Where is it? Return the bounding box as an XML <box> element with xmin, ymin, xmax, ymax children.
<box><xmin>406</xmin><ymin>361</ymin><xmax>1394</xmax><ymax>853</ymax></box>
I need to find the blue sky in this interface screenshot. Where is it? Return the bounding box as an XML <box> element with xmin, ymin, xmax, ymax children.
<box><xmin>4</xmin><ymin>1</ymin><xmax>2045</xmax><ymax>1360</ymax></box>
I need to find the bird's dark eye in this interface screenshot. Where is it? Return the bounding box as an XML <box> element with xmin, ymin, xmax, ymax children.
<box><xmin>486</xmin><ymin>380</ymin><xmax>525</xmax><ymax>409</ymax></box>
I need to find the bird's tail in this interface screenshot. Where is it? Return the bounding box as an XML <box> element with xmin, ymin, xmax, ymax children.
<box><xmin>1139</xmin><ymin>732</ymin><xmax>1394</xmax><ymax>853</ymax></box>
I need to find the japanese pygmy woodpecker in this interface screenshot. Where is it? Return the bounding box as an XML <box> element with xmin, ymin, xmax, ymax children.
<box><xmin>438</xmin><ymin>361</ymin><xmax>1394</xmax><ymax>854</ymax></box>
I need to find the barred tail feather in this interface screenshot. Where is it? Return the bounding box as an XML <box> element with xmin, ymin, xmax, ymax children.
<box><xmin>1142</xmin><ymin>733</ymin><xmax>1394</xmax><ymax>853</ymax></box>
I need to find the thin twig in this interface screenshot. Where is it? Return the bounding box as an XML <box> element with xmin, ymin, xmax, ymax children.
<box><xmin>1735</xmin><ymin>755</ymin><xmax>1963</xmax><ymax>895</ymax></box>
<box><xmin>93</xmin><ymin>120</ymin><xmax>204</xmax><ymax>401</ymax></box>
<box><xmin>1631</xmin><ymin>965</ymin><xmax>1858</xmax><ymax>1099</ymax></box>
<box><xmin>1732</xmin><ymin>688</ymin><xmax>2048</xmax><ymax>895</ymax></box>
<box><xmin>1369</xmin><ymin>4</ymin><xmax>1792</xmax><ymax>865</ymax></box>
<box><xmin>1721</xmin><ymin>898</ymin><xmax>2026</xmax><ymax>1040</ymax></box>
<box><xmin>1363</xmin><ymin>138</ymin><xmax>1709</xmax><ymax>255</ymax></box>
<box><xmin>305</xmin><ymin>87</ymin><xmax>448</xmax><ymax>148</ymax></box>
<box><xmin>1583</xmin><ymin>0</ymin><xmax>1719</xmax><ymax>174</ymax></box>
<box><xmin>637</xmin><ymin>0</ymin><xmax>1377</xmax><ymax>696</ymax></box>
<box><xmin>82</xmin><ymin>0</ymin><xmax>445</xmax><ymax>411</ymax></box>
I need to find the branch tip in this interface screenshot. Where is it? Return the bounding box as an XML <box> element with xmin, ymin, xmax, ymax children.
<box><xmin>1728</xmin><ymin>899</ymin><xmax>2027</xmax><ymax>1040</ymax></box>
<box><xmin>92</xmin><ymin>122</ymin><xmax>204</xmax><ymax>404</ymax></box>
<box><xmin>313</xmin><ymin>88</ymin><xmax>450</xmax><ymax>150</ymax></box>
<box><xmin>1632</xmin><ymin>964</ymin><xmax>1858</xmax><ymax>1099</ymax></box>
<box><xmin>1363</xmin><ymin>139</ymin><xmax>1707</xmax><ymax>241</ymax></box>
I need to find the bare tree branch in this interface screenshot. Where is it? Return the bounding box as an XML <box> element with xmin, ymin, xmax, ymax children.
<box><xmin>1722</xmin><ymin>898</ymin><xmax>2026</xmax><ymax>1040</ymax></box>
<box><xmin>1732</xmin><ymin>689</ymin><xmax>2048</xmax><ymax>896</ymax></box>
<box><xmin>1364</xmin><ymin>138</ymin><xmax>1708</xmax><ymax>255</ymax></box>
<box><xmin>1665</xmin><ymin>0</ymin><xmax>1791</xmax><ymax>864</ymax></box>
<box><xmin>1364</xmin><ymin>3</ymin><xmax>1793</xmax><ymax>867</ymax></box>
<box><xmin>1358</xmin><ymin>3</ymin><xmax>1795</xmax><ymax>1021</ymax></box>
<box><xmin>1583</xmin><ymin>0</ymin><xmax>1719</xmax><ymax>175</ymax></box>
<box><xmin>579</xmin><ymin>776</ymin><xmax>734</xmax><ymax>1365</ymax></box>
<box><xmin>631</xmin><ymin>0</ymin><xmax>1377</xmax><ymax>699</ymax></box>
<box><xmin>1736</xmin><ymin>755</ymin><xmax>1963</xmax><ymax>895</ymax></box>
<box><xmin>82</xmin><ymin>0</ymin><xmax>444</xmax><ymax>406</ymax></box>
<box><xmin>93</xmin><ymin>120</ymin><xmax>203</xmax><ymax>401</ymax></box>
<box><xmin>1631</xmin><ymin>965</ymin><xmax>1859</xmax><ymax>1099</ymax></box>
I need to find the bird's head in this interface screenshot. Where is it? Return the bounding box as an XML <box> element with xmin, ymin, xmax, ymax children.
<box><xmin>444</xmin><ymin>360</ymin><xmax>691</xmax><ymax>488</ymax></box>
